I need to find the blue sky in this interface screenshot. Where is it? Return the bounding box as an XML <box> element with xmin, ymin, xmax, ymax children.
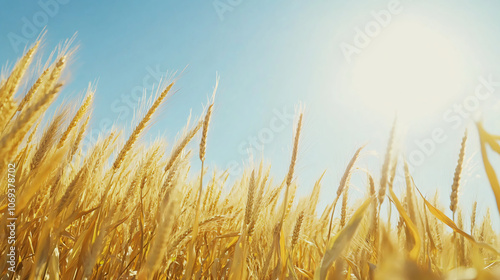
<box><xmin>2</xmin><ymin>0</ymin><xmax>500</xmax><ymax>225</ymax></box>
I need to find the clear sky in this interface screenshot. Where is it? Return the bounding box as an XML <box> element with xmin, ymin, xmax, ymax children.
<box><xmin>2</xmin><ymin>0</ymin><xmax>500</xmax><ymax>226</ymax></box>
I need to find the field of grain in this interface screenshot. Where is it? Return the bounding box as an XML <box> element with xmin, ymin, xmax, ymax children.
<box><xmin>2</xmin><ymin>40</ymin><xmax>500</xmax><ymax>280</ymax></box>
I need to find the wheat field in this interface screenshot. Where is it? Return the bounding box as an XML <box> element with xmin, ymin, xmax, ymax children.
<box><xmin>2</xmin><ymin>39</ymin><xmax>500</xmax><ymax>280</ymax></box>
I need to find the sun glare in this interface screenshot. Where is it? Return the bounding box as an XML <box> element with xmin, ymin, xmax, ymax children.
<box><xmin>351</xmin><ymin>19</ymin><xmax>467</xmax><ymax>122</ymax></box>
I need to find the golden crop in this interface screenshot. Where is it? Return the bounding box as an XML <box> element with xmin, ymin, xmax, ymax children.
<box><xmin>1</xmin><ymin>39</ymin><xmax>500</xmax><ymax>280</ymax></box>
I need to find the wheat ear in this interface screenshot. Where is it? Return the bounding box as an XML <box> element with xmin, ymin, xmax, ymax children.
<box><xmin>281</xmin><ymin>112</ymin><xmax>303</xmax><ymax>225</ymax></box>
<box><xmin>471</xmin><ymin>201</ymin><xmax>477</xmax><ymax>236</ymax></box>
<box><xmin>379</xmin><ymin>117</ymin><xmax>396</xmax><ymax>206</ymax></box>
<box><xmin>340</xmin><ymin>181</ymin><xmax>350</xmax><ymax>228</ymax></box>
<box><xmin>327</xmin><ymin>145</ymin><xmax>364</xmax><ymax>239</ymax></box>
<box><xmin>113</xmin><ymin>83</ymin><xmax>173</xmax><ymax>170</ymax></box>
<box><xmin>0</xmin><ymin>41</ymin><xmax>40</xmax><ymax>100</ymax></box>
<box><xmin>164</xmin><ymin>121</ymin><xmax>202</xmax><ymax>172</ymax></box>
<box><xmin>244</xmin><ymin>170</ymin><xmax>256</xmax><ymax>225</ymax></box>
<box><xmin>17</xmin><ymin>66</ymin><xmax>50</xmax><ymax>113</ymax></box>
<box><xmin>450</xmin><ymin>130</ymin><xmax>467</xmax><ymax>219</ymax></box>
<box><xmin>291</xmin><ymin>211</ymin><xmax>304</xmax><ymax>250</ymax></box>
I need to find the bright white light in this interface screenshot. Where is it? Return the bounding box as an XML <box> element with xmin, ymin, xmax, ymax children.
<box><xmin>351</xmin><ymin>20</ymin><xmax>466</xmax><ymax>122</ymax></box>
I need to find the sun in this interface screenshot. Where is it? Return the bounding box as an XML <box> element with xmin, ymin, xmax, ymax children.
<box><xmin>351</xmin><ymin>19</ymin><xmax>467</xmax><ymax>123</ymax></box>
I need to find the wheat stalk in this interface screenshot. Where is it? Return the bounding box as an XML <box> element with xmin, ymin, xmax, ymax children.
<box><xmin>58</xmin><ymin>87</ymin><xmax>94</xmax><ymax>148</ymax></box>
